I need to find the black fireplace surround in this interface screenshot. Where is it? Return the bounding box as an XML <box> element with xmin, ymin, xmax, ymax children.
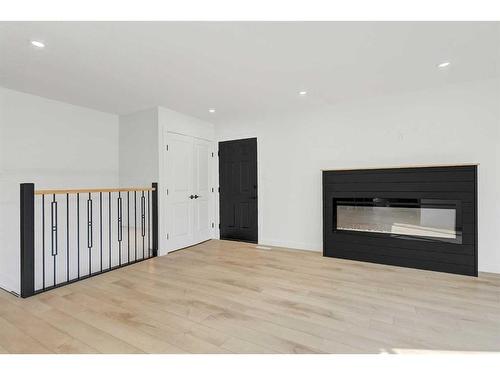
<box><xmin>323</xmin><ymin>165</ymin><xmax>478</xmax><ymax>276</ymax></box>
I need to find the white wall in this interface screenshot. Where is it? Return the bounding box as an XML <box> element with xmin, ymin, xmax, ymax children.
<box><xmin>158</xmin><ymin>107</ymin><xmax>215</xmax><ymax>141</ymax></box>
<box><xmin>215</xmin><ymin>79</ymin><xmax>500</xmax><ymax>274</ymax></box>
<box><xmin>119</xmin><ymin>108</ymin><xmax>159</xmax><ymax>187</ymax></box>
<box><xmin>0</xmin><ymin>87</ymin><xmax>119</xmax><ymax>293</ymax></box>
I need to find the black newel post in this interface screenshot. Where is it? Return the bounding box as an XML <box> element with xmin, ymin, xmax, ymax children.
<box><xmin>20</xmin><ymin>183</ymin><xmax>35</xmax><ymax>298</ymax></box>
<box><xmin>152</xmin><ymin>182</ymin><xmax>158</xmax><ymax>257</ymax></box>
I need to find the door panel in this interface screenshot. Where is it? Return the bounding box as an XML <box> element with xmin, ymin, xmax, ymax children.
<box><xmin>219</xmin><ymin>138</ymin><xmax>258</xmax><ymax>243</ymax></box>
<box><xmin>166</xmin><ymin>133</ymin><xmax>194</xmax><ymax>250</ymax></box>
<box><xmin>172</xmin><ymin>202</ymin><xmax>190</xmax><ymax>236</ymax></box>
<box><xmin>240</xmin><ymin>161</ymin><xmax>250</xmax><ymax>192</ymax></box>
<box><xmin>173</xmin><ymin>144</ymin><xmax>191</xmax><ymax>191</ymax></box>
<box><xmin>193</xmin><ymin>138</ymin><xmax>212</xmax><ymax>244</ymax></box>
<box><xmin>239</xmin><ymin>202</ymin><xmax>249</xmax><ymax>228</ymax></box>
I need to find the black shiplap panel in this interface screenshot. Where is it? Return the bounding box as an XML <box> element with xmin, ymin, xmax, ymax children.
<box><xmin>330</xmin><ymin>232</ymin><xmax>475</xmax><ymax>254</ymax></box>
<box><xmin>323</xmin><ymin>174</ymin><xmax>475</xmax><ymax>185</ymax></box>
<box><xmin>332</xmin><ymin>249</ymin><xmax>476</xmax><ymax>276</ymax></box>
<box><xmin>323</xmin><ymin>169</ymin><xmax>475</xmax><ymax>184</ymax></box>
<box><xmin>325</xmin><ymin>190</ymin><xmax>475</xmax><ymax>201</ymax></box>
<box><xmin>323</xmin><ymin>165</ymin><xmax>478</xmax><ymax>276</ymax></box>
<box><xmin>325</xmin><ymin>181</ymin><xmax>474</xmax><ymax>192</ymax></box>
<box><xmin>327</xmin><ymin>241</ymin><xmax>475</xmax><ymax>265</ymax></box>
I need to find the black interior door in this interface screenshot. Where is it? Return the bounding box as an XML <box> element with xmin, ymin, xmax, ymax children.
<box><xmin>219</xmin><ymin>138</ymin><xmax>258</xmax><ymax>243</ymax></box>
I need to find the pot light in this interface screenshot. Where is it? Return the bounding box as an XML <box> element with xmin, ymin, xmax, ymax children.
<box><xmin>208</xmin><ymin>108</ymin><xmax>216</xmax><ymax>113</ymax></box>
<box><xmin>437</xmin><ymin>61</ymin><xmax>450</xmax><ymax>68</ymax></box>
<box><xmin>31</xmin><ymin>40</ymin><xmax>45</xmax><ymax>48</ymax></box>
<box><xmin>299</xmin><ymin>91</ymin><xmax>307</xmax><ymax>96</ymax></box>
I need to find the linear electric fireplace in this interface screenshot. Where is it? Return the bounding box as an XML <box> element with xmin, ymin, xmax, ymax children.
<box><xmin>323</xmin><ymin>165</ymin><xmax>477</xmax><ymax>276</ymax></box>
<box><xmin>334</xmin><ymin>198</ymin><xmax>462</xmax><ymax>243</ymax></box>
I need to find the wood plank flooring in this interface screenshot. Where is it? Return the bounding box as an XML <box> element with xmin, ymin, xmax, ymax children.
<box><xmin>1</xmin><ymin>239</ymin><xmax>499</xmax><ymax>354</ymax></box>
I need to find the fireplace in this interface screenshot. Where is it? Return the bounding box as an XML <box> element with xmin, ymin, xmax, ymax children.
<box><xmin>334</xmin><ymin>198</ymin><xmax>462</xmax><ymax>243</ymax></box>
<box><xmin>323</xmin><ymin>165</ymin><xmax>477</xmax><ymax>276</ymax></box>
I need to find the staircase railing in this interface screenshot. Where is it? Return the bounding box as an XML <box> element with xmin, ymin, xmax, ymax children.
<box><xmin>19</xmin><ymin>183</ymin><xmax>158</xmax><ymax>298</ymax></box>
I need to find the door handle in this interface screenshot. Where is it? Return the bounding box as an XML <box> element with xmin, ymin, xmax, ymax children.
<box><xmin>194</xmin><ymin>195</ymin><xmax>200</xmax><ymax>199</ymax></box>
<box><xmin>189</xmin><ymin>195</ymin><xmax>195</xmax><ymax>199</ymax></box>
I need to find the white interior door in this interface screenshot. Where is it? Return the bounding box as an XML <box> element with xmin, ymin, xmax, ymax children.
<box><xmin>166</xmin><ymin>133</ymin><xmax>194</xmax><ymax>250</ymax></box>
<box><xmin>193</xmin><ymin>138</ymin><xmax>212</xmax><ymax>244</ymax></box>
<box><xmin>166</xmin><ymin>133</ymin><xmax>213</xmax><ymax>252</ymax></box>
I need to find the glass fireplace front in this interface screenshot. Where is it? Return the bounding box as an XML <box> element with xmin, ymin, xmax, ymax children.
<box><xmin>334</xmin><ymin>198</ymin><xmax>462</xmax><ymax>243</ymax></box>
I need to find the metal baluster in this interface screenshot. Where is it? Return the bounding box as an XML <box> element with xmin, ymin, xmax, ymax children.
<box><xmin>147</xmin><ymin>190</ymin><xmax>151</xmax><ymax>258</ymax></box>
<box><xmin>42</xmin><ymin>194</ymin><xmax>45</xmax><ymax>289</ymax></box>
<box><xmin>100</xmin><ymin>192</ymin><xmax>103</xmax><ymax>272</ymax></box>
<box><xmin>134</xmin><ymin>191</ymin><xmax>137</xmax><ymax>261</ymax></box>
<box><xmin>51</xmin><ymin>194</ymin><xmax>58</xmax><ymax>286</ymax></box>
<box><xmin>108</xmin><ymin>191</ymin><xmax>111</xmax><ymax>269</ymax></box>
<box><xmin>141</xmin><ymin>191</ymin><xmax>145</xmax><ymax>259</ymax></box>
<box><xmin>127</xmin><ymin>191</ymin><xmax>130</xmax><ymax>264</ymax></box>
<box><xmin>87</xmin><ymin>193</ymin><xmax>93</xmax><ymax>275</ymax></box>
<box><xmin>77</xmin><ymin>193</ymin><xmax>80</xmax><ymax>279</ymax></box>
<box><xmin>118</xmin><ymin>192</ymin><xmax>122</xmax><ymax>266</ymax></box>
<box><xmin>66</xmin><ymin>193</ymin><xmax>69</xmax><ymax>282</ymax></box>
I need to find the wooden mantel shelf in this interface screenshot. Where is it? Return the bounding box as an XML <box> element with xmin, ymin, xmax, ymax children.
<box><xmin>321</xmin><ymin>163</ymin><xmax>479</xmax><ymax>172</ymax></box>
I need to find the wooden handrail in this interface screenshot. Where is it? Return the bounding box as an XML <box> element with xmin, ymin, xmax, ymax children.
<box><xmin>34</xmin><ymin>187</ymin><xmax>155</xmax><ymax>195</ymax></box>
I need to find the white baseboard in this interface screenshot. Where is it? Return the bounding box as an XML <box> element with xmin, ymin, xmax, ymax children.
<box><xmin>258</xmin><ymin>238</ymin><xmax>322</xmax><ymax>252</ymax></box>
<box><xmin>0</xmin><ymin>273</ymin><xmax>19</xmax><ymax>295</ymax></box>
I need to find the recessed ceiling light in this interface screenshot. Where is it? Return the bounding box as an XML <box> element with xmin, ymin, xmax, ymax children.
<box><xmin>31</xmin><ymin>40</ymin><xmax>45</xmax><ymax>48</ymax></box>
<box><xmin>299</xmin><ymin>91</ymin><xmax>307</xmax><ymax>96</ymax></box>
<box><xmin>437</xmin><ymin>61</ymin><xmax>450</xmax><ymax>68</ymax></box>
<box><xmin>208</xmin><ymin>108</ymin><xmax>216</xmax><ymax>113</ymax></box>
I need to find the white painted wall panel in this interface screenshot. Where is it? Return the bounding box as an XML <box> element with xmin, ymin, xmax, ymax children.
<box><xmin>118</xmin><ymin>108</ymin><xmax>159</xmax><ymax>187</ymax></box>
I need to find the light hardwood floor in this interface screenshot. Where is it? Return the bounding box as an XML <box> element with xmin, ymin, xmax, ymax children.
<box><xmin>1</xmin><ymin>239</ymin><xmax>499</xmax><ymax>354</ymax></box>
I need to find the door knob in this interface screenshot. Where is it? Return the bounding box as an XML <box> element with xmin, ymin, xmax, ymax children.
<box><xmin>189</xmin><ymin>195</ymin><xmax>195</xmax><ymax>199</ymax></box>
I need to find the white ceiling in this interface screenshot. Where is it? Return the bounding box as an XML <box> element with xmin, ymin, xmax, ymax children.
<box><xmin>0</xmin><ymin>22</ymin><xmax>499</xmax><ymax>122</ymax></box>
